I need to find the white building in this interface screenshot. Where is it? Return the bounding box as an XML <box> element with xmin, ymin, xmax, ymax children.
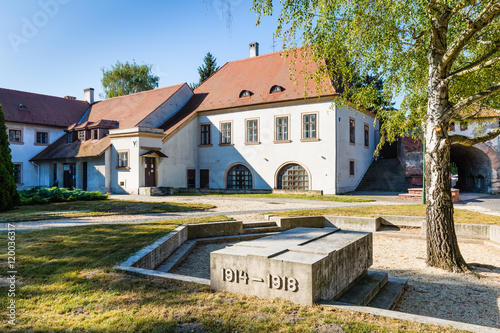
<box><xmin>1</xmin><ymin>88</ymin><xmax>90</xmax><ymax>189</ymax></box>
<box><xmin>21</xmin><ymin>45</ymin><xmax>380</xmax><ymax>194</ymax></box>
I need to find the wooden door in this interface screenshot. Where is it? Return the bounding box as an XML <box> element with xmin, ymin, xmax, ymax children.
<box><xmin>145</xmin><ymin>157</ymin><xmax>156</xmax><ymax>187</ymax></box>
<box><xmin>187</xmin><ymin>169</ymin><xmax>196</xmax><ymax>188</ymax></box>
<box><xmin>200</xmin><ymin>169</ymin><xmax>209</xmax><ymax>189</ymax></box>
<box><xmin>63</xmin><ymin>163</ymin><xmax>76</xmax><ymax>189</ymax></box>
<box><xmin>82</xmin><ymin>162</ymin><xmax>88</xmax><ymax>191</ymax></box>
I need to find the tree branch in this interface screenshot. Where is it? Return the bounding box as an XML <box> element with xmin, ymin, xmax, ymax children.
<box><xmin>445</xmin><ymin>49</ymin><xmax>500</xmax><ymax>83</ymax></box>
<box><xmin>451</xmin><ymin>82</ymin><xmax>500</xmax><ymax>113</ymax></box>
<box><xmin>441</xmin><ymin>2</ymin><xmax>500</xmax><ymax>71</ymax></box>
<box><xmin>450</xmin><ymin>127</ymin><xmax>500</xmax><ymax>145</ymax></box>
<box><xmin>451</xmin><ymin>104</ymin><xmax>484</xmax><ymax>121</ymax></box>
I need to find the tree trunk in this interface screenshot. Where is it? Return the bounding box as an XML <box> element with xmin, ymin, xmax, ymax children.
<box><xmin>425</xmin><ymin>25</ymin><xmax>469</xmax><ymax>272</ymax></box>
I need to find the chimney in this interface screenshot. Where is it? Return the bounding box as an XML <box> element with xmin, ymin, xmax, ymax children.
<box><xmin>249</xmin><ymin>42</ymin><xmax>259</xmax><ymax>58</ymax></box>
<box><xmin>84</xmin><ymin>88</ymin><xmax>94</xmax><ymax>104</ymax></box>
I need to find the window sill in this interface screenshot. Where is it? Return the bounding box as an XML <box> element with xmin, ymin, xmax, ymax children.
<box><xmin>273</xmin><ymin>140</ymin><xmax>291</xmax><ymax>144</ymax></box>
<box><xmin>9</xmin><ymin>141</ymin><xmax>24</xmax><ymax>145</ymax></box>
<box><xmin>116</xmin><ymin>167</ymin><xmax>130</xmax><ymax>170</ymax></box>
<box><xmin>244</xmin><ymin>141</ymin><xmax>261</xmax><ymax>145</ymax></box>
<box><xmin>300</xmin><ymin>138</ymin><xmax>320</xmax><ymax>142</ymax></box>
<box><xmin>219</xmin><ymin>143</ymin><xmax>234</xmax><ymax>147</ymax></box>
<box><xmin>349</xmin><ymin>142</ymin><xmax>356</xmax><ymax>146</ymax></box>
<box><xmin>199</xmin><ymin>144</ymin><xmax>213</xmax><ymax>148</ymax></box>
<box><xmin>364</xmin><ymin>145</ymin><xmax>369</xmax><ymax>149</ymax></box>
<box><xmin>34</xmin><ymin>143</ymin><xmax>49</xmax><ymax>146</ymax></box>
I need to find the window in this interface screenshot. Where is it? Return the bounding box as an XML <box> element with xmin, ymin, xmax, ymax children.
<box><xmin>200</xmin><ymin>124</ymin><xmax>211</xmax><ymax>146</ymax></box>
<box><xmin>8</xmin><ymin>129</ymin><xmax>22</xmax><ymax>143</ymax></box>
<box><xmin>270</xmin><ymin>85</ymin><xmax>284</xmax><ymax>93</ymax></box>
<box><xmin>220</xmin><ymin>121</ymin><xmax>232</xmax><ymax>145</ymax></box>
<box><xmin>13</xmin><ymin>163</ymin><xmax>22</xmax><ymax>184</ymax></box>
<box><xmin>275</xmin><ymin>116</ymin><xmax>289</xmax><ymax>142</ymax></box>
<box><xmin>117</xmin><ymin>151</ymin><xmax>129</xmax><ymax>168</ymax></box>
<box><xmin>277</xmin><ymin>164</ymin><xmax>309</xmax><ymax>191</ymax></box>
<box><xmin>91</xmin><ymin>129</ymin><xmax>99</xmax><ymax>140</ymax></box>
<box><xmin>187</xmin><ymin>169</ymin><xmax>196</xmax><ymax>189</ymax></box>
<box><xmin>302</xmin><ymin>113</ymin><xmax>317</xmax><ymax>140</ymax></box>
<box><xmin>246</xmin><ymin>118</ymin><xmax>259</xmax><ymax>143</ymax></box>
<box><xmin>349</xmin><ymin>118</ymin><xmax>356</xmax><ymax>144</ymax></box>
<box><xmin>364</xmin><ymin>124</ymin><xmax>369</xmax><ymax>148</ymax></box>
<box><xmin>36</xmin><ymin>131</ymin><xmax>49</xmax><ymax>144</ymax></box>
<box><xmin>460</xmin><ymin>122</ymin><xmax>468</xmax><ymax>131</ymax></box>
<box><xmin>349</xmin><ymin>159</ymin><xmax>355</xmax><ymax>177</ymax></box>
<box><xmin>239</xmin><ymin>90</ymin><xmax>252</xmax><ymax>98</ymax></box>
<box><xmin>227</xmin><ymin>164</ymin><xmax>253</xmax><ymax>189</ymax></box>
<box><xmin>449</xmin><ymin>122</ymin><xmax>455</xmax><ymax>132</ymax></box>
<box><xmin>66</xmin><ymin>132</ymin><xmax>73</xmax><ymax>144</ymax></box>
<box><xmin>78</xmin><ymin>131</ymin><xmax>85</xmax><ymax>142</ymax></box>
<box><xmin>18</xmin><ymin>104</ymin><xmax>28</xmax><ymax>110</ymax></box>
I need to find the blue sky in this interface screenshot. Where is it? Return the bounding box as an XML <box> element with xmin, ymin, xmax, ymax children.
<box><xmin>0</xmin><ymin>1</ymin><xmax>283</xmax><ymax>100</ymax></box>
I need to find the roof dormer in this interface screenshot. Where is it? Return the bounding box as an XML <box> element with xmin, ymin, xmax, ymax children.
<box><xmin>18</xmin><ymin>104</ymin><xmax>28</xmax><ymax>110</ymax></box>
<box><xmin>270</xmin><ymin>85</ymin><xmax>284</xmax><ymax>94</ymax></box>
<box><xmin>239</xmin><ymin>90</ymin><xmax>252</xmax><ymax>98</ymax></box>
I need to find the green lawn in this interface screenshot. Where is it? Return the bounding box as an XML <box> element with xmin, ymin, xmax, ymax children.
<box><xmin>270</xmin><ymin>204</ymin><xmax>500</xmax><ymax>225</ymax></box>
<box><xmin>0</xmin><ymin>217</ymin><xmax>460</xmax><ymax>332</ymax></box>
<box><xmin>0</xmin><ymin>199</ymin><xmax>214</xmax><ymax>222</ymax></box>
<box><xmin>176</xmin><ymin>192</ymin><xmax>374</xmax><ymax>203</ymax></box>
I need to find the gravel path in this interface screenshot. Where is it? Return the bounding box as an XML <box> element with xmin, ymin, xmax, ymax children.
<box><xmin>169</xmin><ymin>233</ymin><xmax>500</xmax><ymax>329</ymax></box>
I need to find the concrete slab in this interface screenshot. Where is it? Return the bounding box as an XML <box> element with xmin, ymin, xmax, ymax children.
<box><xmin>210</xmin><ymin>228</ymin><xmax>372</xmax><ymax>305</ymax></box>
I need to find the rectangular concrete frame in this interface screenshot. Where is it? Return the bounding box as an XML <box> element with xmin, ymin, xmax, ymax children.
<box><xmin>210</xmin><ymin>227</ymin><xmax>372</xmax><ymax>305</ymax></box>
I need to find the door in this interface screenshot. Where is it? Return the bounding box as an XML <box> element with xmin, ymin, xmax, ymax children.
<box><xmin>63</xmin><ymin>163</ymin><xmax>76</xmax><ymax>189</ymax></box>
<box><xmin>145</xmin><ymin>157</ymin><xmax>156</xmax><ymax>187</ymax></box>
<box><xmin>187</xmin><ymin>169</ymin><xmax>196</xmax><ymax>189</ymax></box>
<box><xmin>82</xmin><ymin>162</ymin><xmax>88</xmax><ymax>191</ymax></box>
<box><xmin>200</xmin><ymin>169</ymin><xmax>209</xmax><ymax>189</ymax></box>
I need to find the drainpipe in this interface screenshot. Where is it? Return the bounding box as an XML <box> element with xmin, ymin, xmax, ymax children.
<box><xmin>30</xmin><ymin>161</ymin><xmax>40</xmax><ymax>187</ymax></box>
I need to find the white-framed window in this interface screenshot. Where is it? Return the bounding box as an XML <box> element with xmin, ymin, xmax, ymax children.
<box><xmin>200</xmin><ymin>123</ymin><xmax>211</xmax><ymax>146</ymax></box>
<box><xmin>117</xmin><ymin>150</ymin><xmax>129</xmax><ymax>169</ymax></box>
<box><xmin>66</xmin><ymin>132</ymin><xmax>73</xmax><ymax>144</ymax></box>
<box><xmin>302</xmin><ymin>112</ymin><xmax>318</xmax><ymax>140</ymax></box>
<box><xmin>220</xmin><ymin>121</ymin><xmax>232</xmax><ymax>145</ymax></box>
<box><xmin>91</xmin><ymin>129</ymin><xmax>99</xmax><ymax>140</ymax></box>
<box><xmin>349</xmin><ymin>118</ymin><xmax>356</xmax><ymax>145</ymax></box>
<box><xmin>36</xmin><ymin>131</ymin><xmax>49</xmax><ymax>144</ymax></box>
<box><xmin>275</xmin><ymin>115</ymin><xmax>290</xmax><ymax>142</ymax></box>
<box><xmin>78</xmin><ymin>130</ymin><xmax>86</xmax><ymax>142</ymax></box>
<box><xmin>246</xmin><ymin>118</ymin><xmax>259</xmax><ymax>144</ymax></box>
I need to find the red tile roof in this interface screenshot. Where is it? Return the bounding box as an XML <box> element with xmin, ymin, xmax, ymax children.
<box><xmin>31</xmin><ymin>135</ymin><xmax>111</xmax><ymax>161</ymax></box>
<box><xmin>0</xmin><ymin>88</ymin><xmax>89</xmax><ymax>127</ymax></box>
<box><xmin>191</xmin><ymin>49</ymin><xmax>337</xmax><ymax>112</ymax></box>
<box><xmin>83</xmin><ymin>83</ymin><xmax>187</xmax><ymax>129</ymax></box>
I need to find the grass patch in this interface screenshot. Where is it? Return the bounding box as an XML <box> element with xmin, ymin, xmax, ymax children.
<box><xmin>0</xmin><ymin>199</ymin><xmax>214</xmax><ymax>222</ymax></box>
<box><xmin>0</xmin><ymin>216</ymin><xmax>459</xmax><ymax>332</ymax></box>
<box><xmin>270</xmin><ymin>204</ymin><xmax>500</xmax><ymax>225</ymax></box>
<box><xmin>177</xmin><ymin>192</ymin><xmax>373</xmax><ymax>203</ymax></box>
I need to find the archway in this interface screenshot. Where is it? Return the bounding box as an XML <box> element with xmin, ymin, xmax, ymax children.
<box><xmin>450</xmin><ymin>143</ymin><xmax>495</xmax><ymax>193</ymax></box>
<box><xmin>226</xmin><ymin>164</ymin><xmax>253</xmax><ymax>189</ymax></box>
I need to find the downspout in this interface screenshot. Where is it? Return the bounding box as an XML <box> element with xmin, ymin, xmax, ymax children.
<box><xmin>30</xmin><ymin>161</ymin><xmax>40</xmax><ymax>187</ymax></box>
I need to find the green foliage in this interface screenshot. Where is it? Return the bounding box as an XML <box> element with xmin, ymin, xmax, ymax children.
<box><xmin>0</xmin><ymin>104</ymin><xmax>20</xmax><ymax>211</ymax></box>
<box><xmin>253</xmin><ymin>0</ymin><xmax>500</xmax><ymax>145</ymax></box>
<box><xmin>19</xmin><ymin>187</ymin><xmax>107</xmax><ymax>205</ymax></box>
<box><xmin>190</xmin><ymin>52</ymin><xmax>220</xmax><ymax>89</ymax></box>
<box><xmin>101</xmin><ymin>60</ymin><xmax>159</xmax><ymax>98</ymax></box>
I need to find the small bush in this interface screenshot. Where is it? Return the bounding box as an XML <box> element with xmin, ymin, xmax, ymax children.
<box><xmin>19</xmin><ymin>187</ymin><xmax>108</xmax><ymax>205</ymax></box>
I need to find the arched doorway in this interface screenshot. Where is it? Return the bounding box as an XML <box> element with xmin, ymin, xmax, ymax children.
<box><xmin>226</xmin><ymin>164</ymin><xmax>253</xmax><ymax>189</ymax></box>
<box><xmin>450</xmin><ymin>144</ymin><xmax>493</xmax><ymax>193</ymax></box>
<box><xmin>276</xmin><ymin>163</ymin><xmax>310</xmax><ymax>190</ymax></box>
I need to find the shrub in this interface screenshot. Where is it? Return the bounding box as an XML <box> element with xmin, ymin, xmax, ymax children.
<box><xmin>19</xmin><ymin>187</ymin><xmax>108</xmax><ymax>205</ymax></box>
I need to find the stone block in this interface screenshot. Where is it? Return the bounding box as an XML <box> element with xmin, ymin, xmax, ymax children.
<box><xmin>490</xmin><ymin>225</ymin><xmax>500</xmax><ymax>243</ymax></box>
<box><xmin>324</xmin><ymin>216</ymin><xmax>380</xmax><ymax>232</ymax></box>
<box><xmin>210</xmin><ymin>227</ymin><xmax>372</xmax><ymax>305</ymax></box>
<box><xmin>454</xmin><ymin>223</ymin><xmax>490</xmax><ymax>240</ymax></box>
<box><xmin>271</xmin><ymin>216</ymin><xmax>324</xmax><ymax>230</ymax></box>
<box><xmin>377</xmin><ymin>215</ymin><xmax>424</xmax><ymax>228</ymax></box>
<box><xmin>187</xmin><ymin>221</ymin><xmax>243</xmax><ymax>239</ymax></box>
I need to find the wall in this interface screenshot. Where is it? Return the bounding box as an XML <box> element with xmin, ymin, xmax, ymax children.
<box><xmin>336</xmin><ymin>106</ymin><xmax>379</xmax><ymax>193</ymax></box>
<box><xmin>194</xmin><ymin>99</ymin><xmax>343</xmax><ymax>193</ymax></box>
<box><xmin>7</xmin><ymin>122</ymin><xmax>66</xmax><ymax>189</ymax></box>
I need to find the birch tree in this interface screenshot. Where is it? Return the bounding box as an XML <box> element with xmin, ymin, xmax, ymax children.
<box><xmin>253</xmin><ymin>0</ymin><xmax>500</xmax><ymax>272</ymax></box>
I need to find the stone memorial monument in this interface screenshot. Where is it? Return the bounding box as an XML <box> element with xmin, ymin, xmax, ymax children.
<box><xmin>210</xmin><ymin>227</ymin><xmax>372</xmax><ymax>305</ymax></box>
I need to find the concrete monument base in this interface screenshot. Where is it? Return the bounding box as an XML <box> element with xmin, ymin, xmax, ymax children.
<box><xmin>210</xmin><ymin>227</ymin><xmax>372</xmax><ymax>305</ymax></box>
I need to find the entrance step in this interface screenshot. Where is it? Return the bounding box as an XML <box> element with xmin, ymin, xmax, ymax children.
<box><xmin>242</xmin><ymin>221</ymin><xmax>278</xmax><ymax>228</ymax></box>
<box><xmin>367</xmin><ymin>277</ymin><xmax>407</xmax><ymax>310</ymax></box>
<box><xmin>242</xmin><ymin>226</ymin><xmax>281</xmax><ymax>234</ymax></box>
<box><xmin>336</xmin><ymin>271</ymin><xmax>388</xmax><ymax>306</ymax></box>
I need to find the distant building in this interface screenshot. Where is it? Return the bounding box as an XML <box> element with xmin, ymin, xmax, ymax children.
<box><xmin>6</xmin><ymin>45</ymin><xmax>381</xmax><ymax>194</ymax></box>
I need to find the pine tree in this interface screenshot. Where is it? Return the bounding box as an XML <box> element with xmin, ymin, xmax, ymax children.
<box><xmin>190</xmin><ymin>52</ymin><xmax>220</xmax><ymax>89</ymax></box>
<box><xmin>0</xmin><ymin>104</ymin><xmax>20</xmax><ymax>211</ymax></box>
